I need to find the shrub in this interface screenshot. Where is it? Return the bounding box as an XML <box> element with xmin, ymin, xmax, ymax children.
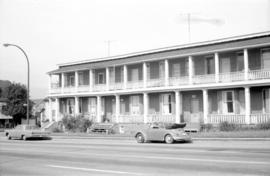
<box><xmin>52</xmin><ymin>126</ymin><xmax>63</xmax><ymax>133</ymax></box>
<box><xmin>200</xmin><ymin>124</ymin><xmax>214</xmax><ymax>132</ymax></box>
<box><xmin>219</xmin><ymin>121</ymin><xmax>238</xmax><ymax>131</ymax></box>
<box><xmin>256</xmin><ymin>121</ymin><xmax>270</xmax><ymax>130</ymax></box>
<box><xmin>61</xmin><ymin>115</ymin><xmax>93</xmax><ymax>132</ymax></box>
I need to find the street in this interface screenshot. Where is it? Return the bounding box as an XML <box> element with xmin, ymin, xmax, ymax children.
<box><xmin>1</xmin><ymin>136</ymin><xmax>270</xmax><ymax>176</ymax></box>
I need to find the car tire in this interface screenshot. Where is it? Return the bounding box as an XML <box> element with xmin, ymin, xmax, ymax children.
<box><xmin>165</xmin><ymin>134</ymin><xmax>174</xmax><ymax>144</ymax></box>
<box><xmin>136</xmin><ymin>133</ymin><xmax>145</xmax><ymax>143</ymax></box>
<box><xmin>7</xmin><ymin>134</ymin><xmax>11</xmax><ymax>140</ymax></box>
<box><xmin>22</xmin><ymin>135</ymin><xmax>27</xmax><ymax>141</ymax></box>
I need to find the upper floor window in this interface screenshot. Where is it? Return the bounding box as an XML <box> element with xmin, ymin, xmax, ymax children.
<box><xmin>78</xmin><ymin>70</ymin><xmax>89</xmax><ymax>86</ymax></box>
<box><xmin>236</xmin><ymin>52</ymin><xmax>244</xmax><ymax>71</ymax></box>
<box><xmin>64</xmin><ymin>73</ymin><xmax>75</xmax><ymax>87</ymax></box>
<box><xmin>205</xmin><ymin>56</ymin><xmax>215</xmax><ymax>74</ymax></box>
<box><xmin>262</xmin><ymin>48</ymin><xmax>270</xmax><ymax>69</ymax></box>
<box><xmin>98</xmin><ymin>73</ymin><xmax>105</xmax><ymax>84</ymax></box>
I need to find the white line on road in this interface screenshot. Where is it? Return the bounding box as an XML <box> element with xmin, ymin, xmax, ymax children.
<box><xmin>47</xmin><ymin>165</ymin><xmax>142</xmax><ymax>175</ymax></box>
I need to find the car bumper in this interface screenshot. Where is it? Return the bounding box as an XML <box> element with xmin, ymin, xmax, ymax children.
<box><xmin>173</xmin><ymin>135</ymin><xmax>192</xmax><ymax>142</ymax></box>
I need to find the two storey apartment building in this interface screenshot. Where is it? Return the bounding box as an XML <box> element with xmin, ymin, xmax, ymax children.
<box><xmin>47</xmin><ymin>31</ymin><xmax>270</xmax><ymax>126</ymax></box>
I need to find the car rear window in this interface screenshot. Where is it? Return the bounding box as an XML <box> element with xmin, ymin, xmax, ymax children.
<box><xmin>164</xmin><ymin>123</ymin><xmax>186</xmax><ymax>129</ymax></box>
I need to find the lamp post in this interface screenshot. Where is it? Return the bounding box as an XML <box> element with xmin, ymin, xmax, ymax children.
<box><xmin>3</xmin><ymin>43</ymin><xmax>30</xmax><ymax>125</ymax></box>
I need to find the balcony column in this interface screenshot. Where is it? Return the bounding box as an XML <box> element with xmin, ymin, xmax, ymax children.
<box><xmin>245</xmin><ymin>87</ymin><xmax>251</xmax><ymax>124</ymax></box>
<box><xmin>203</xmin><ymin>89</ymin><xmax>208</xmax><ymax>124</ymax></box>
<box><xmin>143</xmin><ymin>62</ymin><xmax>147</xmax><ymax>88</ymax></box>
<box><xmin>106</xmin><ymin>67</ymin><xmax>110</xmax><ymax>90</ymax></box>
<box><xmin>48</xmin><ymin>74</ymin><xmax>52</xmax><ymax>94</ymax></box>
<box><xmin>165</xmin><ymin>59</ymin><xmax>169</xmax><ymax>86</ymax></box>
<box><xmin>55</xmin><ymin>98</ymin><xmax>59</xmax><ymax>121</ymax></box>
<box><xmin>188</xmin><ymin>56</ymin><xmax>193</xmax><ymax>84</ymax></box>
<box><xmin>215</xmin><ymin>52</ymin><xmax>219</xmax><ymax>83</ymax></box>
<box><xmin>115</xmin><ymin>94</ymin><xmax>120</xmax><ymax>123</ymax></box>
<box><xmin>89</xmin><ymin>69</ymin><xmax>93</xmax><ymax>91</ymax></box>
<box><xmin>96</xmin><ymin>96</ymin><xmax>102</xmax><ymax>123</ymax></box>
<box><xmin>143</xmin><ymin>93</ymin><xmax>149</xmax><ymax>123</ymax></box>
<box><xmin>123</xmin><ymin>65</ymin><xmax>127</xmax><ymax>89</ymax></box>
<box><xmin>75</xmin><ymin>71</ymin><xmax>79</xmax><ymax>92</ymax></box>
<box><xmin>74</xmin><ymin>96</ymin><xmax>79</xmax><ymax>115</ymax></box>
<box><xmin>175</xmin><ymin>91</ymin><xmax>181</xmax><ymax>123</ymax></box>
<box><xmin>61</xmin><ymin>73</ymin><xmax>64</xmax><ymax>94</ymax></box>
<box><xmin>244</xmin><ymin>49</ymin><xmax>249</xmax><ymax>80</ymax></box>
<box><xmin>48</xmin><ymin>98</ymin><xmax>52</xmax><ymax>122</ymax></box>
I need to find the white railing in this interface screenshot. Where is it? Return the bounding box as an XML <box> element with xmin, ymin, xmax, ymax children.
<box><xmin>208</xmin><ymin>114</ymin><xmax>246</xmax><ymax>124</ymax></box>
<box><xmin>77</xmin><ymin>85</ymin><xmax>90</xmax><ymax>92</ymax></box>
<box><xmin>119</xmin><ymin>114</ymin><xmax>144</xmax><ymax>123</ymax></box>
<box><xmin>109</xmin><ymin>82</ymin><xmax>124</xmax><ymax>90</ymax></box>
<box><xmin>147</xmin><ymin>78</ymin><xmax>165</xmax><ymax>87</ymax></box>
<box><xmin>126</xmin><ymin>80</ymin><xmax>144</xmax><ymax>89</ymax></box>
<box><xmin>250</xmin><ymin>113</ymin><xmax>270</xmax><ymax>124</ymax></box>
<box><xmin>193</xmin><ymin>74</ymin><xmax>215</xmax><ymax>84</ymax></box>
<box><xmin>63</xmin><ymin>86</ymin><xmax>76</xmax><ymax>93</ymax></box>
<box><xmin>168</xmin><ymin>76</ymin><xmax>189</xmax><ymax>86</ymax></box>
<box><xmin>219</xmin><ymin>71</ymin><xmax>244</xmax><ymax>83</ymax></box>
<box><xmin>92</xmin><ymin>84</ymin><xmax>107</xmax><ymax>92</ymax></box>
<box><xmin>50</xmin><ymin>88</ymin><xmax>62</xmax><ymax>94</ymax></box>
<box><xmin>148</xmin><ymin>114</ymin><xmax>175</xmax><ymax>123</ymax></box>
<box><xmin>248</xmin><ymin>69</ymin><xmax>270</xmax><ymax>80</ymax></box>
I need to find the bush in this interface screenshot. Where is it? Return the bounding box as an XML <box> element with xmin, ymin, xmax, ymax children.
<box><xmin>256</xmin><ymin>121</ymin><xmax>270</xmax><ymax>130</ymax></box>
<box><xmin>52</xmin><ymin>126</ymin><xmax>63</xmax><ymax>133</ymax></box>
<box><xmin>200</xmin><ymin>124</ymin><xmax>214</xmax><ymax>132</ymax></box>
<box><xmin>61</xmin><ymin>115</ymin><xmax>93</xmax><ymax>132</ymax></box>
<box><xmin>219</xmin><ymin>121</ymin><xmax>238</xmax><ymax>131</ymax></box>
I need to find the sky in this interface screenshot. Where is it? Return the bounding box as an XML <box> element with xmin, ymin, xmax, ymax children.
<box><xmin>0</xmin><ymin>0</ymin><xmax>269</xmax><ymax>99</ymax></box>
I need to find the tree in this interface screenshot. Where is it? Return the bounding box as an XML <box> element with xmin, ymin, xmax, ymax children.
<box><xmin>2</xmin><ymin>83</ymin><xmax>33</xmax><ymax>125</ymax></box>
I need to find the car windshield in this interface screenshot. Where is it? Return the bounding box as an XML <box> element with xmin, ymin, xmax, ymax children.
<box><xmin>25</xmin><ymin>125</ymin><xmax>39</xmax><ymax>130</ymax></box>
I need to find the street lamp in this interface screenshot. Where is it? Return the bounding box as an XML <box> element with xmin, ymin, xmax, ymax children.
<box><xmin>3</xmin><ymin>43</ymin><xmax>30</xmax><ymax>125</ymax></box>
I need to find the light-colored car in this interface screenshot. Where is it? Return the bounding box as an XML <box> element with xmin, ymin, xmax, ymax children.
<box><xmin>5</xmin><ymin>124</ymin><xmax>50</xmax><ymax>140</ymax></box>
<box><xmin>135</xmin><ymin>122</ymin><xmax>191</xmax><ymax>144</ymax></box>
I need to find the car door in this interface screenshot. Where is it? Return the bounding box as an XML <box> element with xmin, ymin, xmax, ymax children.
<box><xmin>147</xmin><ymin>125</ymin><xmax>166</xmax><ymax>141</ymax></box>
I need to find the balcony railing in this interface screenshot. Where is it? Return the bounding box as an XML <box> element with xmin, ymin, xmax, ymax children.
<box><xmin>207</xmin><ymin>114</ymin><xmax>246</xmax><ymax>124</ymax></box>
<box><xmin>63</xmin><ymin>86</ymin><xmax>76</xmax><ymax>93</ymax></box>
<box><xmin>219</xmin><ymin>71</ymin><xmax>244</xmax><ymax>83</ymax></box>
<box><xmin>109</xmin><ymin>82</ymin><xmax>124</xmax><ymax>90</ymax></box>
<box><xmin>147</xmin><ymin>78</ymin><xmax>165</xmax><ymax>87</ymax></box>
<box><xmin>168</xmin><ymin>76</ymin><xmax>189</xmax><ymax>86</ymax></box>
<box><xmin>250</xmin><ymin>113</ymin><xmax>270</xmax><ymax>124</ymax></box>
<box><xmin>77</xmin><ymin>85</ymin><xmax>90</xmax><ymax>92</ymax></box>
<box><xmin>248</xmin><ymin>69</ymin><xmax>270</xmax><ymax>80</ymax></box>
<box><xmin>119</xmin><ymin>114</ymin><xmax>144</xmax><ymax>123</ymax></box>
<box><xmin>148</xmin><ymin>114</ymin><xmax>175</xmax><ymax>123</ymax></box>
<box><xmin>126</xmin><ymin>80</ymin><xmax>144</xmax><ymax>89</ymax></box>
<box><xmin>92</xmin><ymin>84</ymin><xmax>107</xmax><ymax>92</ymax></box>
<box><xmin>193</xmin><ymin>74</ymin><xmax>215</xmax><ymax>84</ymax></box>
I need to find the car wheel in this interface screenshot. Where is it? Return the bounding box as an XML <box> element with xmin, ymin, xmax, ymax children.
<box><xmin>165</xmin><ymin>134</ymin><xmax>174</xmax><ymax>144</ymax></box>
<box><xmin>136</xmin><ymin>133</ymin><xmax>145</xmax><ymax>143</ymax></box>
<box><xmin>22</xmin><ymin>135</ymin><xmax>27</xmax><ymax>141</ymax></box>
<box><xmin>7</xmin><ymin>134</ymin><xmax>11</xmax><ymax>140</ymax></box>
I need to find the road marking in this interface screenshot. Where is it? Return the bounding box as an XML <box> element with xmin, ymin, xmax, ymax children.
<box><xmin>47</xmin><ymin>165</ymin><xmax>142</xmax><ymax>175</ymax></box>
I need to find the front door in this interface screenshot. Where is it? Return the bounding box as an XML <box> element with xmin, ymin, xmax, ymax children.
<box><xmin>191</xmin><ymin>98</ymin><xmax>200</xmax><ymax>123</ymax></box>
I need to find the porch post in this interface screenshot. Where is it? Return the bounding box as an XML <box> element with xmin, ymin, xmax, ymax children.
<box><xmin>89</xmin><ymin>69</ymin><xmax>93</xmax><ymax>92</ymax></box>
<box><xmin>96</xmin><ymin>96</ymin><xmax>102</xmax><ymax>123</ymax></box>
<box><xmin>143</xmin><ymin>62</ymin><xmax>147</xmax><ymax>88</ymax></box>
<box><xmin>188</xmin><ymin>56</ymin><xmax>193</xmax><ymax>84</ymax></box>
<box><xmin>203</xmin><ymin>89</ymin><xmax>208</xmax><ymax>124</ymax></box>
<box><xmin>123</xmin><ymin>65</ymin><xmax>127</xmax><ymax>89</ymax></box>
<box><xmin>74</xmin><ymin>96</ymin><xmax>79</xmax><ymax>115</ymax></box>
<box><xmin>75</xmin><ymin>71</ymin><xmax>79</xmax><ymax>92</ymax></box>
<box><xmin>48</xmin><ymin>74</ymin><xmax>52</xmax><ymax>94</ymax></box>
<box><xmin>55</xmin><ymin>98</ymin><xmax>59</xmax><ymax>121</ymax></box>
<box><xmin>143</xmin><ymin>93</ymin><xmax>148</xmax><ymax>123</ymax></box>
<box><xmin>48</xmin><ymin>98</ymin><xmax>52</xmax><ymax>122</ymax></box>
<box><xmin>175</xmin><ymin>91</ymin><xmax>181</xmax><ymax>123</ymax></box>
<box><xmin>61</xmin><ymin>73</ymin><xmax>64</xmax><ymax>94</ymax></box>
<box><xmin>245</xmin><ymin>87</ymin><xmax>251</xmax><ymax>124</ymax></box>
<box><xmin>215</xmin><ymin>52</ymin><xmax>219</xmax><ymax>83</ymax></box>
<box><xmin>106</xmin><ymin>67</ymin><xmax>110</xmax><ymax>90</ymax></box>
<box><xmin>165</xmin><ymin>59</ymin><xmax>169</xmax><ymax>86</ymax></box>
<box><xmin>244</xmin><ymin>49</ymin><xmax>249</xmax><ymax>80</ymax></box>
<box><xmin>115</xmin><ymin>94</ymin><xmax>120</xmax><ymax>123</ymax></box>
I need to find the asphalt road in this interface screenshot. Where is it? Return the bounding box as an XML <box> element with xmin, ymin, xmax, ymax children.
<box><xmin>1</xmin><ymin>136</ymin><xmax>270</xmax><ymax>176</ymax></box>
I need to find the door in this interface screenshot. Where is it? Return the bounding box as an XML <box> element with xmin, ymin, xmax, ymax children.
<box><xmin>191</xmin><ymin>98</ymin><xmax>200</xmax><ymax>123</ymax></box>
<box><xmin>220</xmin><ymin>58</ymin><xmax>231</xmax><ymax>73</ymax></box>
<box><xmin>130</xmin><ymin>95</ymin><xmax>140</xmax><ymax>115</ymax></box>
<box><xmin>131</xmin><ymin>68</ymin><xmax>139</xmax><ymax>81</ymax></box>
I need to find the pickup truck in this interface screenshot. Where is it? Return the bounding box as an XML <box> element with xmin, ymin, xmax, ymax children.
<box><xmin>5</xmin><ymin>124</ymin><xmax>50</xmax><ymax>140</ymax></box>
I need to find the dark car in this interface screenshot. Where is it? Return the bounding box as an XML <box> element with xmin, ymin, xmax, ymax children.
<box><xmin>5</xmin><ymin>124</ymin><xmax>50</xmax><ymax>140</ymax></box>
<box><xmin>135</xmin><ymin>122</ymin><xmax>191</xmax><ymax>144</ymax></box>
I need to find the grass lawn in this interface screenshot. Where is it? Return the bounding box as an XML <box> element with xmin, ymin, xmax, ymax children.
<box><xmin>190</xmin><ymin>130</ymin><xmax>270</xmax><ymax>138</ymax></box>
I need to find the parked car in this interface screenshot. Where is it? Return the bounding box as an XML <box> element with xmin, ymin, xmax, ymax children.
<box><xmin>134</xmin><ymin>122</ymin><xmax>191</xmax><ymax>144</ymax></box>
<box><xmin>5</xmin><ymin>124</ymin><xmax>50</xmax><ymax>140</ymax></box>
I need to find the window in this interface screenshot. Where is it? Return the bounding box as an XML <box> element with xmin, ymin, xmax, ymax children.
<box><xmin>162</xmin><ymin>94</ymin><xmax>172</xmax><ymax>115</ymax></box>
<box><xmin>262</xmin><ymin>48</ymin><xmax>270</xmax><ymax>69</ymax></box>
<box><xmin>78</xmin><ymin>71</ymin><xmax>89</xmax><ymax>86</ymax></box>
<box><xmin>262</xmin><ymin>89</ymin><xmax>269</xmax><ymax>113</ymax></box>
<box><xmin>65</xmin><ymin>73</ymin><xmax>75</xmax><ymax>87</ymax></box>
<box><xmin>236</xmin><ymin>52</ymin><xmax>244</xmax><ymax>71</ymax></box>
<box><xmin>89</xmin><ymin>98</ymin><xmax>96</xmax><ymax>116</ymax></box>
<box><xmin>205</xmin><ymin>56</ymin><xmax>215</xmax><ymax>74</ymax></box>
<box><xmin>223</xmin><ymin>91</ymin><xmax>234</xmax><ymax>113</ymax></box>
<box><xmin>130</xmin><ymin>96</ymin><xmax>140</xmax><ymax>115</ymax></box>
<box><xmin>98</xmin><ymin>73</ymin><xmax>105</xmax><ymax>84</ymax></box>
<box><xmin>172</xmin><ymin>63</ymin><xmax>180</xmax><ymax>77</ymax></box>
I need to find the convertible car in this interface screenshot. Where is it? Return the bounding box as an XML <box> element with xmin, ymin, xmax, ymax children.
<box><xmin>135</xmin><ymin>122</ymin><xmax>191</xmax><ymax>144</ymax></box>
<box><xmin>5</xmin><ymin>124</ymin><xmax>50</xmax><ymax>140</ymax></box>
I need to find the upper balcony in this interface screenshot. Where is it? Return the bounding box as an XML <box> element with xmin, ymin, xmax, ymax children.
<box><xmin>49</xmin><ymin>46</ymin><xmax>270</xmax><ymax>95</ymax></box>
